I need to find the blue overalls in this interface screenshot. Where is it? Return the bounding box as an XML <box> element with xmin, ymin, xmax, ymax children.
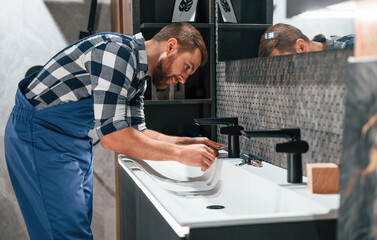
<box><xmin>5</xmin><ymin>71</ymin><xmax>95</xmax><ymax>239</ymax></box>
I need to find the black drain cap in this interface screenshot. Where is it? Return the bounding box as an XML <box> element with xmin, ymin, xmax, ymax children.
<box><xmin>206</xmin><ymin>205</ymin><xmax>225</xmax><ymax>210</ymax></box>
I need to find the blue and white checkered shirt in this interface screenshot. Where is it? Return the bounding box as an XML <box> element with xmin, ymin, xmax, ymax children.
<box><xmin>24</xmin><ymin>32</ymin><xmax>149</xmax><ymax>138</ymax></box>
<box><xmin>312</xmin><ymin>34</ymin><xmax>354</xmax><ymax>50</ymax></box>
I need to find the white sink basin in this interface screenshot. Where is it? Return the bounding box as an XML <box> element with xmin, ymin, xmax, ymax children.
<box><xmin>119</xmin><ymin>152</ymin><xmax>339</xmax><ymax>236</ymax></box>
<box><xmin>122</xmin><ymin>155</ymin><xmax>222</xmax><ymax>193</ymax></box>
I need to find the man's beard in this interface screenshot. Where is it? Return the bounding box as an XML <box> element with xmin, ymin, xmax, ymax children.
<box><xmin>152</xmin><ymin>53</ymin><xmax>177</xmax><ymax>89</ymax></box>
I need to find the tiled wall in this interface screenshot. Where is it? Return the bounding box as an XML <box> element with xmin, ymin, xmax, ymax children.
<box><xmin>216</xmin><ymin>49</ymin><xmax>353</xmax><ymax>173</ymax></box>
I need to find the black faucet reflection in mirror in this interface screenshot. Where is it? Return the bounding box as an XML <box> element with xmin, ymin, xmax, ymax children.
<box><xmin>194</xmin><ymin>117</ymin><xmax>244</xmax><ymax>158</ymax></box>
<box><xmin>241</xmin><ymin>128</ymin><xmax>309</xmax><ymax>183</ymax></box>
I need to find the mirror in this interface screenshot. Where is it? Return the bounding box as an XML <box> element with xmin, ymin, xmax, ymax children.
<box><xmin>216</xmin><ymin>0</ymin><xmax>356</xmax><ymax>61</ymax></box>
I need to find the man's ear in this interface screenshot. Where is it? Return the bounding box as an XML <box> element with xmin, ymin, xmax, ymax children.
<box><xmin>165</xmin><ymin>38</ymin><xmax>178</xmax><ymax>55</ymax></box>
<box><xmin>295</xmin><ymin>38</ymin><xmax>308</xmax><ymax>53</ymax></box>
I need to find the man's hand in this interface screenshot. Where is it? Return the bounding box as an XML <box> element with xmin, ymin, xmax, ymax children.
<box><xmin>177</xmin><ymin>137</ymin><xmax>226</xmax><ymax>157</ymax></box>
<box><xmin>144</xmin><ymin>130</ymin><xmax>225</xmax><ymax>155</ymax></box>
<box><xmin>194</xmin><ymin>137</ymin><xmax>225</xmax><ymax>149</ymax></box>
<box><xmin>177</xmin><ymin>144</ymin><xmax>217</xmax><ymax>171</ymax></box>
<box><xmin>101</xmin><ymin>128</ymin><xmax>224</xmax><ymax>171</ymax></box>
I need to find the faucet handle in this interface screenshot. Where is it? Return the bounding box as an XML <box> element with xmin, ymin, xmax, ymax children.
<box><xmin>220</xmin><ymin>126</ymin><xmax>244</xmax><ymax>135</ymax></box>
<box><xmin>194</xmin><ymin>117</ymin><xmax>238</xmax><ymax>126</ymax></box>
<box><xmin>275</xmin><ymin>140</ymin><xmax>309</xmax><ymax>154</ymax></box>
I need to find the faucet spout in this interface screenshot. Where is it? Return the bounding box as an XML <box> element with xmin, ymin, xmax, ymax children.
<box><xmin>194</xmin><ymin>117</ymin><xmax>243</xmax><ymax>158</ymax></box>
<box><xmin>194</xmin><ymin>117</ymin><xmax>238</xmax><ymax>126</ymax></box>
<box><xmin>241</xmin><ymin>128</ymin><xmax>301</xmax><ymax>140</ymax></box>
<box><xmin>241</xmin><ymin>128</ymin><xmax>309</xmax><ymax>183</ymax></box>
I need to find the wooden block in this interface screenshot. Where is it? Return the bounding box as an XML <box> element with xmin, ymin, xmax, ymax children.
<box><xmin>306</xmin><ymin>163</ymin><xmax>339</xmax><ymax>194</ymax></box>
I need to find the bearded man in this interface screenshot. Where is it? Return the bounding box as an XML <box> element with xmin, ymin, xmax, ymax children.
<box><xmin>4</xmin><ymin>22</ymin><xmax>222</xmax><ymax>240</ymax></box>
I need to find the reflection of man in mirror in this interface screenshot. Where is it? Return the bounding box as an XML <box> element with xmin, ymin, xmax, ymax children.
<box><xmin>258</xmin><ymin>23</ymin><xmax>354</xmax><ymax>57</ymax></box>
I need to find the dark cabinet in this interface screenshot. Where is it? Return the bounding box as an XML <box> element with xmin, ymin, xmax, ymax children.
<box><xmin>131</xmin><ymin>0</ymin><xmax>216</xmax><ymax>139</ymax></box>
<box><xmin>119</xmin><ymin>164</ymin><xmax>184</xmax><ymax>240</ymax></box>
<box><xmin>118</xmin><ymin>0</ymin><xmax>273</xmax><ymax>137</ymax></box>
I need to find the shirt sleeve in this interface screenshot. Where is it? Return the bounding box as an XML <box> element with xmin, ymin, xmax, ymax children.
<box><xmin>84</xmin><ymin>41</ymin><xmax>146</xmax><ymax>138</ymax></box>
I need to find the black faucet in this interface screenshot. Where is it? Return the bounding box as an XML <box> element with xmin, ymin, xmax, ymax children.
<box><xmin>194</xmin><ymin>117</ymin><xmax>244</xmax><ymax>158</ymax></box>
<box><xmin>241</xmin><ymin>128</ymin><xmax>309</xmax><ymax>183</ymax></box>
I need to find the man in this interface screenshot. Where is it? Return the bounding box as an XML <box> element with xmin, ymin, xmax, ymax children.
<box><xmin>4</xmin><ymin>22</ymin><xmax>223</xmax><ymax>239</ymax></box>
<box><xmin>258</xmin><ymin>23</ymin><xmax>354</xmax><ymax>57</ymax></box>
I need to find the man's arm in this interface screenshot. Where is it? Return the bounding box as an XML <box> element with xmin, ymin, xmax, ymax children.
<box><xmin>144</xmin><ymin>129</ymin><xmax>225</xmax><ymax>149</ymax></box>
<box><xmin>100</xmin><ymin>127</ymin><xmax>217</xmax><ymax>171</ymax></box>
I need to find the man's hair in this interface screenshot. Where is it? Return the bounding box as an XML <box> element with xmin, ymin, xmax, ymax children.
<box><xmin>258</xmin><ymin>23</ymin><xmax>310</xmax><ymax>57</ymax></box>
<box><xmin>152</xmin><ymin>22</ymin><xmax>208</xmax><ymax>67</ymax></box>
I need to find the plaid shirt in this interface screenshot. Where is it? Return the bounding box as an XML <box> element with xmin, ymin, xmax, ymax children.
<box><xmin>312</xmin><ymin>34</ymin><xmax>354</xmax><ymax>50</ymax></box>
<box><xmin>24</xmin><ymin>32</ymin><xmax>149</xmax><ymax>138</ymax></box>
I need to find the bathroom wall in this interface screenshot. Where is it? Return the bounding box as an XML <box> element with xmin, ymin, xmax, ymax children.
<box><xmin>216</xmin><ymin>49</ymin><xmax>353</xmax><ymax>173</ymax></box>
<box><xmin>337</xmin><ymin>1</ymin><xmax>377</xmax><ymax>238</ymax></box>
<box><xmin>337</xmin><ymin>58</ymin><xmax>377</xmax><ymax>240</ymax></box>
<box><xmin>0</xmin><ymin>0</ymin><xmax>115</xmax><ymax>239</ymax></box>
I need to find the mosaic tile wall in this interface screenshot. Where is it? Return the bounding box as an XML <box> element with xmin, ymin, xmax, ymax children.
<box><xmin>216</xmin><ymin>49</ymin><xmax>353</xmax><ymax>173</ymax></box>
